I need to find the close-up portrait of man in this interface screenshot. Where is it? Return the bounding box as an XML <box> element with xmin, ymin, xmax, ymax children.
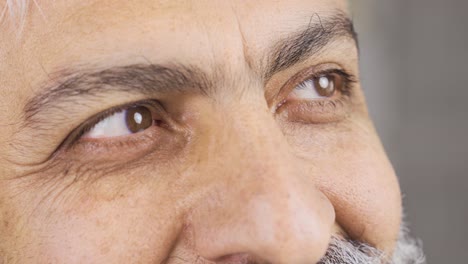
<box><xmin>0</xmin><ymin>0</ymin><xmax>434</xmax><ymax>263</ymax></box>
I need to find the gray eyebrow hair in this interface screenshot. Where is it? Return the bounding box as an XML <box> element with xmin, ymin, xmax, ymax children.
<box><xmin>265</xmin><ymin>12</ymin><xmax>358</xmax><ymax>79</ymax></box>
<box><xmin>24</xmin><ymin>64</ymin><xmax>212</xmax><ymax>121</ymax></box>
<box><xmin>24</xmin><ymin>11</ymin><xmax>357</xmax><ymax>123</ymax></box>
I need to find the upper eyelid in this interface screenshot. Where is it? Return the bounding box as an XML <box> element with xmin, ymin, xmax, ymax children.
<box><xmin>273</xmin><ymin>64</ymin><xmax>356</xmax><ymax>101</ymax></box>
<box><xmin>303</xmin><ymin>69</ymin><xmax>356</xmax><ymax>84</ymax></box>
<box><xmin>23</xmin><ymin>12</ymin><xmax>357</xmax><ymax>129</ymax></box>
<box><xmin>307</xmin><ymin>69</ymin><xmax>356</xmax><ymax>92</ymax></box>
<box><xmin>70</xmin><ymin>68</ymin><xmax>355</xmax><ymax>133</ymax></box>
<box><xmin>276</xmin><ymin>68</ymin><xmax>358</xmax><ymax>124</ymax></box>
<box><xmin>57</xmin><ymin>66</ymin><xmax>357</xmax><ymax>152</ymax></box>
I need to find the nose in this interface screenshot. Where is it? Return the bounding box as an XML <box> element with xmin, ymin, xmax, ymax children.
<box><xmin>188</xmin><ymin>107</ymin><xmax>335</xmax><ymax>264</ymax></box>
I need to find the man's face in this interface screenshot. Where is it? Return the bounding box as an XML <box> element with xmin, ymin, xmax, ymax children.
<box><xmin>0</xmin><ymin>0</ymin><xmax>411</xmax><ymax>263</ymax></box>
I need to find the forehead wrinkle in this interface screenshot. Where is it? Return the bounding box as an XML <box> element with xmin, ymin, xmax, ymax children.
<box><xmin>16</xmin><ymin>3</ymin><xmax>357</xmax><ymax>127</ymax></box>
<box><xmin>228</xmin><ymin>1</ymin><xmax>257</xmax><ymax>75</ymax></box>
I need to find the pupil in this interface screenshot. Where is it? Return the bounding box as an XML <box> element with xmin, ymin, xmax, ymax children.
<box><xmin>125</xmin><ymin>106</ymin><xmax>153</xmax><ymax>133</ymax></box>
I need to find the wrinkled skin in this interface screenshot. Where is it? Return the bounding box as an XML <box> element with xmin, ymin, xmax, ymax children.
<box><xmin>0</xmin><ymin>0</ymin><xmax>402</xmax><ymax>263</ymax></box>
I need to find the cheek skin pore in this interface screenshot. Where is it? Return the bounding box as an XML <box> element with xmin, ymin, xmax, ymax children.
<box><xmin>0</xmin><ymin>105</ymin><xmax>402</xmax><ymax>263</ymax></box>
<box><xmin>299</xmin><ymin>118</ymin><xmax>402</xmax><ymax>254</ymax></box>
<box><xmin>0</xmin><ymin>164</ymin><xmax>187</xmax><ymax>263</ymax></box>
<box><xmin>0</xmin><ymin>0</ymin><xmax>402</xmax><ymax>262</ymax></box>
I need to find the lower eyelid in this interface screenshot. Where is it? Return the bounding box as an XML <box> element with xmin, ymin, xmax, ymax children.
<box><xmin>47</xmin><ymin>127</ymin><xmax>187</xmax><ymax>185</ymax></box>
<box><xmin>70</xmin><ymin>125</ymin><xmax>165</xmax><ymax>157</ymax></box>
<box><xmin>278</xmin><ymin>96</ymin><xmax>351</xmax><ymax>124</ymax></box>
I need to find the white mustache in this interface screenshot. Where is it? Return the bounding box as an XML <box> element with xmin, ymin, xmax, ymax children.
<box><xmin>318</xmin><ymin>225</ymin><xmax>425</xmax><ymax>264</ymax></box>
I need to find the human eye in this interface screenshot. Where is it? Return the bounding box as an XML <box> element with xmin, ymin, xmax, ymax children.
<box><xmin>83</xmin><ymin>105</ymin><xmax>156</xmax><ymax>139</ymax></box>
<box><xmin>277</xmin><ymin>65</ymin><xmax>357</xmax><ymax>123</ymax></box>
<box><xmin>290</xmin><ymin>69</ymin><xmax>349</xmax><ymax>100</ymax></box>
<box><xmin>59</xmin><ymin>99</ymin><xmax>179</xmax><ymax>158</ymax></box>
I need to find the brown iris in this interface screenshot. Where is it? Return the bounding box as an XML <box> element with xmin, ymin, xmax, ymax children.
<box><xmin>125</xmin><ymin>106</ymin><xmax>153</xmax><ymax>133</ymax></box>
<box><xmin>313</xmin><ymin>73</ymin><xmax>343</xmax><ymax>97</ymax></box>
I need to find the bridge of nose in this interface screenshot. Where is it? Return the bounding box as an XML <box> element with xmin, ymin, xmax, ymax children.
<box><xmin>184</xmin><ymin>106</ymin><xmax>335</xmax><ymax>263</ymax></box>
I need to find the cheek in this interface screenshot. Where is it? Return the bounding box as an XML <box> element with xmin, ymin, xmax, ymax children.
<box><xmin>291</xmin><ymin>120</ymin><xmax>402</xmax><ymax>252</ymax></box>
<box><xmin>34</xmin><ymin>185</ymin><xmax>182</xmax><ymax>263</ymax></box>
<box><xmin>3</xmin><ymin>165</ymin><xmax>185</xmax><ymax>263</ymax></box>
<box><xmin>321</xmin><ymin>144</ymin><xmax>402</xmax><ymax>251</ymax></box>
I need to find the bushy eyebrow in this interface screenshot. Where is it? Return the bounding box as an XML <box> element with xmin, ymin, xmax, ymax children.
<box><xmin>24</xmin><ymin>64</ymin><xmax>212</xmax><ymax>121</ymax></box>
<box><xmin>265</xmin><ymin>11</ymin><xmax>357</xmax><ymax>79</ymax></box>
<box><xmin>23</xmin><ymin>11</ymin><xmax>357</xmax><ymax>124</ymax></box>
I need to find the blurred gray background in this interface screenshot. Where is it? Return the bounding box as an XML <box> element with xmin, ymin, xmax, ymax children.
<box><xmin>351</xmin><ymin>1</ymin><xmax>468</xmax><ymax>263</ymax></box>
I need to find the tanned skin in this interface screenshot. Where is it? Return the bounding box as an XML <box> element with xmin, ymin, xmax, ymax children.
<box><xmin>0</xmin><ymin>1</ymin><xmax>401</xmax><ymax>263</ymax></box>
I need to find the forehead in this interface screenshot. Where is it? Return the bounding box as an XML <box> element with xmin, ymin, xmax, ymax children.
<box><xmin>0</xmin><ymin>0</ymin><xmax>352</xmax><ymax>122</ymax></box>
<box><xmin>2</xmin><ymin>0</ymin><xmax>348</xmax><ymax>68</ymax></box>
<box><xmin>41</xmin><ymin>0</ymin><xmax>348</xmax><ymax>30</ymax></box>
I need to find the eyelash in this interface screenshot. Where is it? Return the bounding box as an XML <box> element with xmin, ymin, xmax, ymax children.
<box><xmin>298</xmin><ymin>68</ymin><xmax>356</xmax><ymax>97</ymax></box>
<box><xmin>61</xmin><ymin>100</ymin><xmax>163</xmax><ymax>149</ymax></box>
<box><xmin>60</xmin><ymin>67</ymin><xmax>357</xmax><ymax>152</ymax></box>
<box><xmin>275</xmin><ymin>67</ymin><xmax>357</xmax><ymax>123</ymax></box>
<box><xmin>319</xmin><ymin>69</ymin><xmax>355</xmax><ymax>95</ymax></box>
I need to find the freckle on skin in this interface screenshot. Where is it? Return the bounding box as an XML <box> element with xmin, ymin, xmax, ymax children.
<box><xmin>100</xmin><ymin>245</ymin><xmax>110</xmax><ymax>255</ymax></box>
<box><xmin>95</xmin><ymin>218</ymin><xmax>104</xmax><ymax>227</ymax></box>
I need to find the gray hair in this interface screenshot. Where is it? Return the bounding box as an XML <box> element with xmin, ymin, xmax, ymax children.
<box><xmin>1</xmin><ymin>0</ymin><xmax>44</xmax><ymax>33</ymax></box>
<box><xmin>318</xmin><ymin>224</ymin><xmax>426</xmax><ymax>264</ymax></box>
<box><xmin>1</xmin><ymin>0</ymin><xmax>28</xmax><ymax>25</ymax></box>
